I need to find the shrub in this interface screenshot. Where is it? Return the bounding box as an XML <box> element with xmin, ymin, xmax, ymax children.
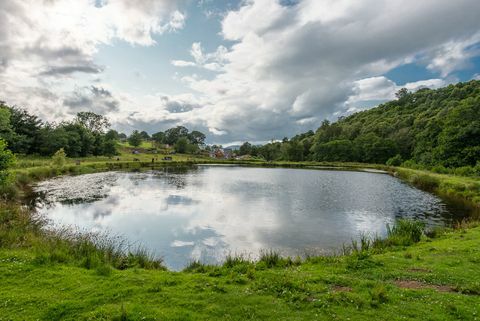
<box><xmin>51</xmin><ymin>148</ymin><xmax>67</xmax><ymax>167</ymax></box>
<box><xmin>386</xmin><ymin>154</ymin><xmax>403</xmax><ymax>166</ymax></box>
<box><xmin>0</xmin><ymin>139</ymin><xmax>16</xmax><ymax>187</ymax></box>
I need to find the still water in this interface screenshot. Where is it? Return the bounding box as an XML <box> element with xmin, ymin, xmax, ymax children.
<box><xmin>32</xmin><ymin>166</ymin><xmax>462</xmax><ymax>270</ymax></box>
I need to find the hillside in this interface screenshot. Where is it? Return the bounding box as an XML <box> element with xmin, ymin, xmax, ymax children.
<box><xmin>252</xmin><ymin>80</ymin><xmax>480</xmax><ymax>168</ymax></box>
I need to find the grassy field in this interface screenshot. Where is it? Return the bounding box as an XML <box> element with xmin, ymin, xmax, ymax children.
<box><xmin>1</xmin><ymin>152</ymin><xmax>480</xmax><ymax>320</ymax></box>
<box><xmin>0</xmin><ymin>219</ymin><xmax>479</xmax><ymax>320</ymax></box>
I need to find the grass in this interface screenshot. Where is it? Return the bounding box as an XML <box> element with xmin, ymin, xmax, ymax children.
<box><xmin>0</xmin><ymin>203</ymin><xmax>165</xmax><ymax>272</ymax></box>
<box><xmin>1</xmin><ymin>215</ymin><xmax>479</xmax><ymax>320</ymax></box>
<box><xmin>1</xmin><ymin>153</ymin><xmax>480</xmax><ymax>319</ymax></box>
<box><xmin>392</xmin><ymin>167</ymin><xmax>480</xmax><ymax>209</ymax></box>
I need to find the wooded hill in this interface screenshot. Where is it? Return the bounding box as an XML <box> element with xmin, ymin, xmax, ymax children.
<box><xmin>244</xmin><ymin>80</ymin><xmax>480</xmax><ymax>168</ymax></box>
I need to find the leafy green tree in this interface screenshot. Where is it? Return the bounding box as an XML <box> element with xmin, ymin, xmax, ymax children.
<box><xmin>103</xmin><ymin>139</ymin><xmax>118</xmax><ymax>156</ymax></box>
<box><xmin>174</xmin><ymin>136</ymin><xmax>189</xmax><ymax>153</ymax></box>
<box><xmin>128</xmin><ymin>130</ymin><xmax>143</xmax><ymax>147</ymax></box>
<box><xmin>0</xmin><ymin>139</ymin><xmax>15</xmax><ymax>186</ymax></box>
<box><xmin>0</xmin><ymin>104</ymin><xmax>14</xmax><ymax>143</ymax></box>
<box><xmin>75</xmin><ymin>112</ymin><xmax>110</xmax><ymax>133</ymax></box>
<box><xmin>282</xmin><ymin>140</ymin><xmax>304</xmax><ymax>161</ymax></box>
<box><xmin>239</xmin><ymin>142</ymin><xmax>252</xmax><ymax>155</ymax></box>
<box><xmin>8</xmin><ymin>107</ymin><xmax>43</xmax><ymax>154</ymax></box>
<box><xmin>139</xmin><ymin>131</ymin><xmax>150</xmax><ymax>140</ymax></box>
<box><xmin>188</xmin><ymin>130</ymin><xmax>206</xmax><ymax>145</ymax></box>
<box><xmin>312</xmin><ymin>140</ymin><xmax>354</xmax><ymax>162</ymax></box>
<box><xmin>105</xmin><ymin>129</ymin><xmax>119</xmax><ymax>141</ymax></box>
<box><xmin>165</xmin><ymin>126</ymin><xmax>188</xmax><ymax>145</ymax></box>
<box><xmin>152</xmin><ymin>131</ymin><xmax>165</xmax><ymax>145</ymax></box>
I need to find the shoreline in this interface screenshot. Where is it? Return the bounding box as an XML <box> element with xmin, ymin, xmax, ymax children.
<box><xmin>1</xmin><ymin>158</ymin><xmax>480</xmax><ymax>319</ymax></box>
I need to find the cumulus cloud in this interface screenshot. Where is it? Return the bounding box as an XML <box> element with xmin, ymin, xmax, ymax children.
<box><xmin>1</xmin><ymin>0</ymin><xmax>480</xmax><ymax>144</ymax></box>
<box><xmin>171</xmin><ymin>42</ymin><xmax>228</xmax><ymax>71</ymax></box>
<box><xmin>0</xmin><ymin>0</ymin><xmax>184</xmax><ymax>121</ymax></box>
<box><xmin>169</xmin><ymin>0</ymin><xmax>480</xmax><ymax>143</ymax></box>
<box><xmin>63</xmin><ymin>86</ymin><xmax>120</xmax><ymax>114</ymax></box>
<box><xmin>345</xmin><ymin>77</ymin><xmax>447</xmax><ymax>113</ymax></box>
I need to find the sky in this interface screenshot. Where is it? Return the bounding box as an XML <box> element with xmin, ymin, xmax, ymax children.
<box><xmin>1</xmin><ymin>0</ymin><xmax>480</xmax><ymax>145</ymax></box>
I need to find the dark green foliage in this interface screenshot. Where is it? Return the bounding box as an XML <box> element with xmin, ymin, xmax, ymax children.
<box><xmin>0</xmin><ymin>139</ymin><xmax>15</xmax><ymax>187</ymax></box>
<box><xmin>152</xmin><ymin>131</ymin><xmax>165</xmax><ymax>144</ymax></box>
<box><xmin>128</xmin><ymin>130</ymin><xmax>142</xmax><ymax>147</ymax></box>
<box><xmin>254</xmin><ymin>80</ymin><xmax>480</xmax><ymax>167</ymax></box>
<box><xmin>386</xmin><ymin>154</ymin><xmax>403</xmax><ymax>166</ymax></box>
<box><xmin>0</xmin><ymin>104</ymin><xmax>117</xmax><ymax>157</ymax></box>
<box><xmin>164</xmin><ymin>126</ymin><xmax>189</xmax><ymax>145</ymax></box>
<box><xmin>174</xmin><ymin>136</ymin><xmax>189</xmax><ymax>153</ymax></box>
<box><xmin>188</xmin><ymin>130</ymin><xmax>206</xmax><ymax>145</ymax></box>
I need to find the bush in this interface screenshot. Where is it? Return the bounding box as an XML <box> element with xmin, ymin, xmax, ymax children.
<box><xmin>0</xmin><ymin>139</ymin><xmax>16</xmax><ymax>187</ymax></box>
<box><xmin>51</xmin><ymin>148</ymin><xmax>67</xmax><ymax>167</ymax></box>
<box><xmin>386</xmin><ymin>154</ymin><xmax>403</xmax><ymax>166</ymax></box>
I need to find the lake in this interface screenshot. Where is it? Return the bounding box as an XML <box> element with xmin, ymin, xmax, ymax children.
<box><xmin>31</xmin><ymin>165</ymin><xmax>466</xmax><ymax>270</ymax></box>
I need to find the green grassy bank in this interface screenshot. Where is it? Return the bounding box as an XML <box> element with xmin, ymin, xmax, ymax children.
<box><xmin>9</xmin><ymin>153</ymin><xmax>480</xmax><ymax>210</ymax></box>
<box><xmin>1</xmin><ymin>156</ymin><xmax>480</xmax><ymax>320</ymax></box>
<box><xmin>391</xmin><ymin>167</ymin><xmax>480</xmax><ymax>210</ymax></box>
<box><xmin>1</xmin><ymin>217</ymin><xmax>479</xmax><ymax>320</ymax></box>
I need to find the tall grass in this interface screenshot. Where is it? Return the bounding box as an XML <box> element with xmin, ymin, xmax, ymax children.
<box><xmin>0</xmin><ymin>201</ymin><xmax>165</xmax><ymax>270</ymax></box>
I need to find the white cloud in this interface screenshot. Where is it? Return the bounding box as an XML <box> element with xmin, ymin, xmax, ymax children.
<box><xmin>0</xmin><ymin>0</ymin><xmax>184</xmax><ymax>121</ymax></box>
<box><xmin>171</xmin><ymin>42</ymin><xmax>228</xmax><ymax>71</ymax></box>
<box><xmin>426</xmin><ymin>33</ymin><xmax>480</xmax><ymax>77</ymax></box>
<box><xmin>345</xmin><ymin>77</ymin><xmax>447</xmax><ymax>113</ymax></box>
<box><xmin>1</xmin><ymin>0</ymin><xmax>480</xmax><ymax>144</ymax></box>
<box><xmin>170</xmin><ymin>0</ymin><xmax>480</xmax><ymax>142</ymax></box>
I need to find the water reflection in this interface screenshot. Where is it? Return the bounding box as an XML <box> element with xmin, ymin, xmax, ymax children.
<box><xmin>32</xmin><ymin>166</ymin><xmax>465</xmax><ymax>270</ymax></box>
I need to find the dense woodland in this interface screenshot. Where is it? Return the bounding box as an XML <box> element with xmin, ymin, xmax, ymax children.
<box><xmin>239</xmin><ymin>80</ymin><xmax>480</xmax><ymax>169</ymax></box>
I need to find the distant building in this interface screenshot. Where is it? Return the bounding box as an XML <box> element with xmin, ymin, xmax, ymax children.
<box><xmin>209</xmin><ymin>148</ymin><xmax>234</xmax><ymax>159</ymax></box>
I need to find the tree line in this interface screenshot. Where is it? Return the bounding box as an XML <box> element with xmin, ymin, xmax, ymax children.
<box><xmin>125</xmin><ymin>126</ymin><xmax>206</xmax><ymax>154</ymax></box>
<box><xmin>0</xmin><ymin>105</ymin><xmax>117</xmax><ymax>157</ymax></box>
<box><xmin>0</xmin><ymin>102</ymin><xmax>207</xmax><ymax>157</ymax></box>
<box><xmin>238</xmin><ymin>80</ymin><xmax>480</xmax><ymax>169</ymax></box>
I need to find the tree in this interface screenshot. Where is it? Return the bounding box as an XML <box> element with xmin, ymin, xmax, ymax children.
<box><xmin>152</xmin><ymin>131</ymin><xmax>165</xmax><ymax>145</ymax></box>
<box><xmin>165</xmin><ymin>126</ymin><xmax>189</xmax><ymax>145</ymax></box>
<box><xmin>0</xmin><ymin>139</ymin><xmax>15</xmax><ymax>187</ymax></box>
<box><xmin>174</xmin><ymin>136</ymin><xmax>189</xmax><ymax>153</ymax></box>
<box><xmin>311</xmin><ymin>140</ymin><xmax>354</xmax><ymax>162</ymax></box>
<box><xmin>139</xmin><ymin>131</ymin><xmax>150</xmax><ymax>140</ymax></box>
<box><xmin>75</xmin><ymin>111</ymin><xmax>110</xmax><ymax>133</ymax></box>
<box><xmin>395</xmin><ymin>88</ymin><xmax>410</xmax><ymax>100</ymax></box>
<box><xmin>281</xmin><ymin>140</ymin><xmax>304</xmax><ymax>161</ymax></box>
<box><xmin>105</xmin><ymin>129</ymin><xmax>119</xmax><ymax>141</ymax></box>
<box><xmin>0</xmin><ymin>104</ymin><xmax>14</xmax><ymax>143</ymax></box>
<box><xmin>103</xmin><ymin>139</ymin><xmax>118</xmax><ymax>157</ymax></box>
<box><xmin>188</xmin><ymin>130</ymin><xmax>206</xmax><ymax>145</ymax></box>
<box><xmin>239</xmin><ymin>142</ymin><xmax>252</xmax><ymax>155</ymax></box>
<box><xmin>8</xmin><ymin>107</ymin><xmax>43</xmax><ymax>154</ymax></box>
<box><xmin>128</xmin><ymin>130</ymin><xmax>142</xmax><ymax>147</ymax></box>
